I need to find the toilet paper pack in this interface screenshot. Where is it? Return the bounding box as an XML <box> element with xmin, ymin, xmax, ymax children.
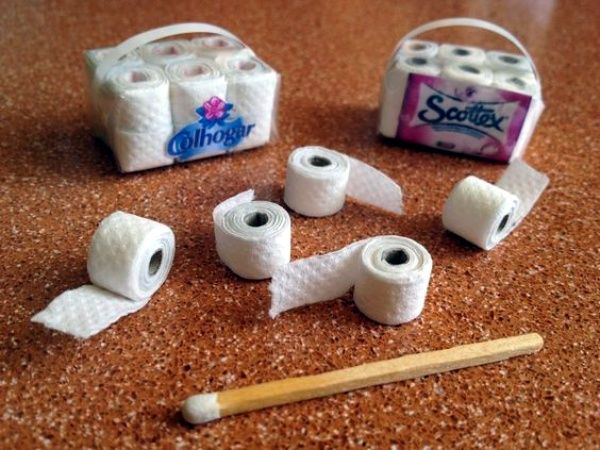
<box><xmin>86</xmin><ymin>23</ymin><xmax>280</xmax><ymax>172</ymax></box>
<box><xmin>379</xmin><ymin>18</ymin><xmax>544</xmax><ymax>163</ymax></box>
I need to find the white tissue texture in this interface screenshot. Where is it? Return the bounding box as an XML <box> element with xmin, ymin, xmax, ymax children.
<box><xmin>283</xmin><ymin>147</ymin><xmax>403</xmax><ymax>217</ymax></box>
<box><xmin>31</xmin><ymin>212</ymin><xmax>175</xmax><ymax>338</ymax></box>
<box><xmin>220</xmin><ymin>55</ymin><xmax>279</xmax><ymax>150</ymax></box>
<box><xmin>443</xmin><ymin>160</ymin><xmax>548</xmax><ymax>250</ymax></box>
<box><xmin>166</xmin><ymin>58</ymin><xmax>228</xmax><ymax>130</ymax></box>
<box><xmin>269</xmin><ymin>236</ymin><xmax>432</xmax><ymax>325</ymax></box>
<box><xmin>213</xmin><ymin>190</ymin><xmax>291</xmax><ymax>280</ymax></box>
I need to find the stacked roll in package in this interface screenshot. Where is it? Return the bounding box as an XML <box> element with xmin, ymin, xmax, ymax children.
<box><xmin>85</xmin><ymin>33</ymin><xmax>279</xmax><ymax>172</ymax></box>
<box><xmin>379</xmin><ymin>37</ymin><xmax>544</xmax><ymax>162</ymax></box>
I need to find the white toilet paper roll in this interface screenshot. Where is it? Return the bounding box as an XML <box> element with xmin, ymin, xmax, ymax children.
<box><xmin>139</xmin><ymin>39</ymin><xmax>195</xmax><ymax>66</ymax></box>
<box><xmin>269</xmin><ymin>236</ymin><xmax>432</xmax><ymax>325</ymax></box>
<box><xmin>213</xmin><ymin>190</ymin><xmax>291</xmax><ymax>280</ymax></box>
<box><xmin>283</xmin><ymin>146</ymin><xmax>403</xmax><ymax>217</ymax></box>
<box><xmin>438</xmin><ymin>44</ymin><xmax>486</xmax><ymax>65</ymax></box>
<box><xmin>84</xmin><ymin>47</ymin><xmax>142</xmax><ymax>80</ymax></box>
<box><xmin>219</xmin><ymin>55</ymin><xmax>279</xmax><ymax>150</ymax></box>
<box><xmin>32</xmin><ymin>212</ymin><xmax>176</xmax><ymax>338</ymax></box>
<box><xmin>442</xmin><ymin>159</ymin><xmax>549</xmax><ymax>250</ymax></box>
<box><xmin>379</xmin><ymin>55</ymin><xmax>441</xmax><ymax>138</ymax></box>
<box><xmin>112</xmin><ymin>128</ymin><xmax>174</xmax><ymax>172</ymax></box>
<box><xmin>192</xmin><ymin>35</ymin><xmax>246</xmax><ymax>58</ymax></box>
<box><xmin>105</xmin><ymin>64</ymin><xmax>173</xmax><ymax>133</ymax></box>
<box><xmin>398</xmin><ymin>39</ymin><xmax>439</xmax><ymax>58</ymax></box>
<box><xmin>486</xmin><ymin>50</ymin><xmax>533</xmax><ymax>74</ymax></box>
<box><xmin>165</xmin><ymin>58</ymin><xmax>228</xmax><ymax>130</ymax></box>
<box><xmin>442</xmin><ymin>62</ymin><xmax>493</xmax><ymax>86</ymax></box>
<box><xmin>493</xmin><ymin>71</ymin><xmax>540</xmax><ymax>96</ymax></box>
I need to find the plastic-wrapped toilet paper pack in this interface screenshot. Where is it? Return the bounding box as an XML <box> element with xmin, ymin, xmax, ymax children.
<box><xmin>86</xmin><ymin>23</ymin><xmax>280</xmax><ymax>172</ymax></box>
<box><xmin>284</xmin><ymin>146</ymin><xmax>403</xmax><ymax>217</ymax></box>
<box><xmin>192</xmin><ymin>35</ymin><xmax>247</xmax><ymax>58</ymax></box>
<box><xmin>32</xmin><ymin>212</ymin><xmax>176</xmax><ymax>338</ymax></box>
<box><xmin>379</xmin><ymin>18</ymin><xmax>544</xmax><ymax>163</ymax></box>
<box><xmin>269</xmin><ymin>236</ymin><xmax>432</xmax><ymax>325</ymax></box>
<box><xmin>442</xmin><ymin>159</ymin><xmax>549</xmax><ymax>250</ymax></box>
<box><xmin>217</xmin><ymin>54</ymin><xmax>279</xmax><ymax>151</ymax></box>
<box><xmin>165</xmin><ymin>58</ymin><xmax>228</xmax><ymax>130</ymax></box>
<box><xmin>214</xmin><ymin>190</ymin><xmax>291</xmax><ymax>280</ymax></box>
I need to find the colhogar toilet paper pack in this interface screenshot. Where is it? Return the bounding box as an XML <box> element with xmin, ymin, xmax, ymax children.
<box><xmin>86</xmin><ymin>23</ymin><xmax>280</xmax><ymax>172</ymax></box>
<box><xmin>379</xmin><ymin>18</ymin><xmax>544</xmax><ymax>163</ymax></box>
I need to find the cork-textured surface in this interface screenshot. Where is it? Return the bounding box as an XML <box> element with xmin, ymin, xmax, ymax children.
<box><xmin>1</xmin><ymin>0</ymin><xmax>599</xmax><ymax>448</ymax></box>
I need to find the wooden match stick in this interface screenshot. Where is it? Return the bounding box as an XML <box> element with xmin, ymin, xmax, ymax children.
<box><xmin>182</xmin><ymin>333</ymin><xmax>543</xmax><ymax>424</ymax></box>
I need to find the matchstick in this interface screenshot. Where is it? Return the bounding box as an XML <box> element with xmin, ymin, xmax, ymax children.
<box><xmin>182</xmin><ymin>333</ymin><xmax>543</xmax><ymax>424</ymax></box>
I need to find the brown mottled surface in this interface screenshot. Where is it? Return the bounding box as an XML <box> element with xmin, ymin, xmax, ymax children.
<box><xmin>1</xmin><ymin>0</ymin><xmax>599</xmax><ymax>448</ymax></box>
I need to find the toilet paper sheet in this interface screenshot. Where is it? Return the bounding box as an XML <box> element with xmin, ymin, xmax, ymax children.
<box><xmin>213</xmin><ymin>190</ymin><xmax>291</xmax><ymax>280</ymax></box>
<box><xmin>284</xmin><ymin>146</ymin><xmax>403</xmax><ymax>217</ymax></box>
<box><xmin>32</xmin><ymin>212</ymin><xmax>175</xmax><ymax>338</ymax></box>
<box><xmin>269</xmin><ymin>236</ymin><xmax>432</xmax><ymax>325</ymax></box>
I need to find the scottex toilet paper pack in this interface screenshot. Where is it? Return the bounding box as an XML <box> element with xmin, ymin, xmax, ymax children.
<box><xmin>86</xmin><ymin>23</ymin><xmax>280</xmax><ymax>172</ymax></box>
<box><xmin>379</xmin><ymin>18</ymin><xmax>544</xmax><ymax>163</ymax></box>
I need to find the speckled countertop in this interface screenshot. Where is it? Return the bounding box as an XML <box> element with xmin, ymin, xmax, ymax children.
<box><xmin>1</xmin><ymin>0</ymin><xmax>599</xmax><ymax>448</ymax></box>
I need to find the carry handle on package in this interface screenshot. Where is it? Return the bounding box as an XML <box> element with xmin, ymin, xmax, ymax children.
<box><xmin>379</xmin><ymin>17</ymin><xmax>545</xmax><ymax>163</ymax></box>
<box><xmin>87</xmin><ymin>23</ymin><xmax>280</xmax><ymax>173</ymax></box>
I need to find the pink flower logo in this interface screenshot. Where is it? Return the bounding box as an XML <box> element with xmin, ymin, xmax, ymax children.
<box><xmin>202</xmin><ymin>96</ymin><xmax>227</xmax><ymax>120</ymax></box>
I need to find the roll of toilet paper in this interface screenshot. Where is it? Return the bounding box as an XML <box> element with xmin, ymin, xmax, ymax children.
<box><xmin>283</xmin><ymin>146</ymin><xmax>403</xmax><ymax>217</ymax></box>
<box><xmin>438</xmin><ymin>44</ymin><xmax>486</xmax><ymax>65</ymax></box>
<box><xmin>442</xmin><ymin>159</ymin><xmax>549</xmax><ymax>250</ymax></box>
<box><xmin>269</xmin><ymin>235</ymin><xmax>432</xmax><ymax>325</ymax></box>
<box><xmin>139</xmin><ymin>39</ymin><xmax>195</xmax><ymax>66</ymax></box>
<box><xmin>493</xmin><ymin>71</ymin><xmax>540</xmax><ymax>96</ymax></box>
<box><xmin>84</xmin><ymin>47</ymin><xmax>142</xmax><ymax>80</ymax></box>
<box><xmin>486</xmin><ymin>50</ymin><xmax>533</xmax><ymax>74</ymax></box>
<box><xmin>219</xmin><ymin>55</ymin><xmax>279</xmax><ymax>150</ymax></box>
<box><xmin>398</xmin><ymin>39</ymin><xmax>439</xmax><ymax>58</ymax></box>
<box><xmin>379</xmin><ymin>55</ymin><xmax>441</xmax><ymax>138</ymax></box>
<box><xmin>32</xmin><ymin>212</ymin><xmax>176</xmax><ymax>338</ymax></box>
<box><xmin>442</xmin><ymin>62</ymin><xmax>493</xmax><ymax>86</ymax></box>
<box><xmin>214</xmin><ymin>190</ymin><xmax>291</xmax><ymax>280</ymax></box>
<box><xmin>112</xmin><ymin>128</ymin><xmax>173</xmax><ymax>172</ymax></box>
<box><xmin>105</xmin><ymin>64</ymin><xmax>173</xmax><ymax>133</ymax></box>
<box><xmin>165</xmin><ymin>58</ymin><xmax>228</xmax><ymax>130</ymax></box>
<box><xmin>192</xmin><ymin>35</ymin><xmax>246</xmax><ymax>58</ymax></box>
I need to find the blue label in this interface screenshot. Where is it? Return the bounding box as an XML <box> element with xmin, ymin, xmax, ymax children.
<box><xmin>167</xmin><ymin>96</ymin><xmax>255</xmax><ymax>161</ymax></box>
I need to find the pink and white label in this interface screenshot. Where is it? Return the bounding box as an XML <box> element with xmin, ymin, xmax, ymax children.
<box><xmin>397</xmin><ymin>74</ymin><xmax>532</xmax><ymax>162</ymax></box>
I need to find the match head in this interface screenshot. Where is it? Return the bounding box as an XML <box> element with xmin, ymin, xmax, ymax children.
<box><xmin>181</xmin><ymin>393</ymin><xmax>220</xmax><ymax>424</ymax></box>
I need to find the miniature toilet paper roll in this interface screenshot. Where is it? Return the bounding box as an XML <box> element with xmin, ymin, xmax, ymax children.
<box><xmin>443</xmin><ymin>159</ymin><xmax>549</xmax><ymax>250</ymax></box>
<box><xmin>105</xmin><ymin>64</ymin><xmax>173</xmax><ymax>133</ymax></box>
<box><xmin>139</xmin><ymin>39</ymin><xmax>195</xmax><ymax>66</ymax></box>
<box><xmin>493</xmin><ymin>72</ymin><xmax>540</xmax><ymax>96</ymax></box>
<box><xmin>112</xmin><ymin>129</ymin><xmax>174</xmax><ymax>172</ymax></box>
<box><xmin>192</xmin><ymin>35</ymin><xmax>246</xmax><ymax>58</ymax></box>
<box><xmin>442</xmin><ymin>62</ymin><xmax>493</xmax><ymax>86</ymax></box>
<box><xmin>32</xmin><ymin>212</ymin><xmax>176</xmax><ymax>338</ymax></box>
<box><xmin>438</xmin><ymin>44</ymin><xmax>486</xmax><ymax>65</ymax></box>
<box><xmin>379</xmin><ymin>55</ymin><xmax>441</xmax><ymax>138</ymax></box>
<box><xmin>165</xmin><ymin>58</ymin><xmax>228</xmax><ymax>130</ymax></box>
<box><xmin>398</xmin><ymin>39</ymin><xmax>439</xmax><ymax>58</ymax></box>
<box><xmin>269</xmin><ymin>236</ymin><xmax>432</xmax><ymax>325</ymax></box>
<box><xmin>283</xmin><ymin>146</ymin><xmax>403</xmax><ymax>217</ymax></box>
<box><xmin>214</xmin><ymin>190</ymin><xmax>291</xmax><ymax>280</ymax></box>
<box><xmin>486</xmin><ymin>51</ymin><xmax>533</xmax><ymax>74</ymax></box>
<box><xmin>219</xmin><ymin>55</ymin><xmax>279</xmax><ymax>150</ymax></box>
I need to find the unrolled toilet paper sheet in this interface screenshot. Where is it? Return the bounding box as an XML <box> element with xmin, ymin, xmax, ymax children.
<box><xmin>32</xmin><ymin>212</ymin><xmax>175</xmax><ymax>338</ymax></box>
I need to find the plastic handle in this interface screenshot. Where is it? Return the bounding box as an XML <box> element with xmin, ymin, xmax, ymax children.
<box><xmin>95</xmin><ymin>22</ymin><xmax>246</xmax><ymax>80</ymax></box>
<box><xmin>390</xmin><ymin>17</ymin><xmax>541</xmax><ymax>84</ymax></box>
